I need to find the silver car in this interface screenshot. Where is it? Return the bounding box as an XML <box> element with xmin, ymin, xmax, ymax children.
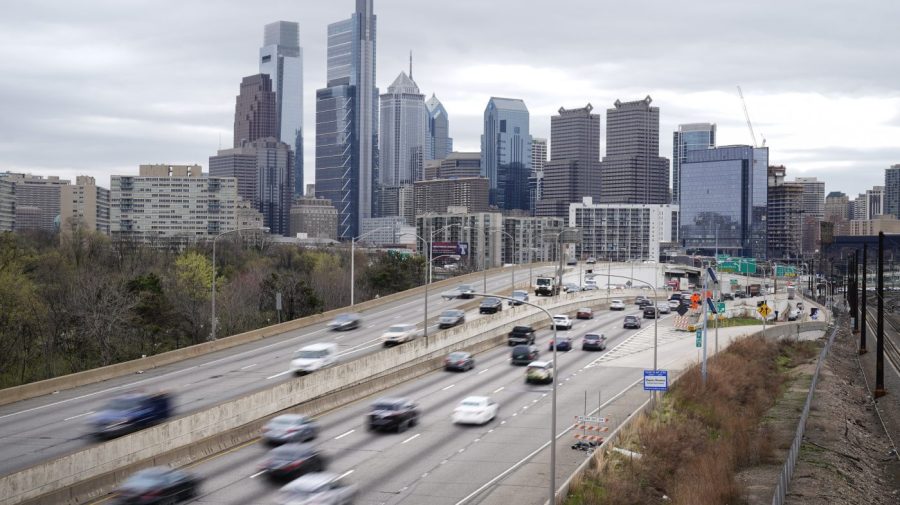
<box><xmin>276</xmin><ymin>472</ymin><xmax>357</xmax><ymax>505</ymax></box>
<box><xmin>327</xmin><ymin>313</ymin><xmax>361</xmax><ymax>331</ymax></box>
<box><xmin>262</xmin><ymin>414</ymin><xmax>318</xmax><ymax>445</ymax></box>
<box><xmin>438</xmin><ymin>309</ymin><xmax>465</xmax><ymax>329</ymax></box>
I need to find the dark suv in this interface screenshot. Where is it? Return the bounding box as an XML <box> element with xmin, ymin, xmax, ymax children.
<box><xmin>643</xmin><ymin>306</ymin><xmax>658</xmax><ymax>319</ymax></box>
<box><xmin>507</xmin><ymin>326</ymin><xmax>536</xmax><ymax>346</ymax></box>
<box><xmin>511</xmin><ymin>344</ymin><xmax>540</xmax><ymax>365</ymax></box>
<box><xmin>367</xmin><ymin>398</ymin><xmax>419</xmax><ymax>433</ymax></box>
<box><xmin>623</xmin><ymin>315</ymin><xmax>642</xmax><ymax>329</ymax></box>
<box><xmin>479</xmin><ymin>297</ymin><xmax>503</xmax><ymax>314</ymax></box>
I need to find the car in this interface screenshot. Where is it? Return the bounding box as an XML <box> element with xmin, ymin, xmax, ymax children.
<box><xmin>452</xmin><ymin>396</ymin><xmax>499</xmax><ymax>425</ymax></box>
<box><xmin>722</xmin><ymin>292</ymin><xmax>735</xmax><ymax>301</ymax></box>
<box><xmin>609</xmin><ymin>299</ymin><xmax>626</xmax><ymax>311</ymax></box>
<box><xmin>380</xmin><ymin>324</ymin><xmax>419</xmax><ymax>346</ymax></box>
<box><xmin>366</xmin><ymin>398</ymin><xmax>419</xmax><ymax>432</ymax></box>
<box><xmin>734</xmin><ymin>290</ymin><xmax>749</xmax><ymax>299</ymax></box>
<box><xmin>509</xmin><ymin>290</ymin><xmax>530</xmax><ymax>306</ymax></box>
<box><xmin>576</xmin><ymin>307</ymin><xmax>594</xmax><ymax>319</ymax></box>
<box><xmin>667</xmin><ymin>299</ymin><xmax>681</xmax><ymax>309</ymax></box>
<box><xmin>586</xmin><ymin>257</ymin><xmax>597</xmax><ymax>264</ymax></box>
<box><xmin>275</xmin><ymin>472</ymin><xmax>357</xmax><ymax>505</ymax></box>
<box><xmin>643</xmin><ymin>306</ymin><xmax>659</xmax><ymax>319</ymax></box>
<box><xmin>637</xmin><ymin>298</ymin><xmax>653</xmax><ymax>309</ymax></box>
<box><xmin>656</xmin><ymin>303</ymin><xmax>671</xmax><ymax>314</ymax></box>
<box><xmin>552</xmin><ymin>314</ymin><xmax>573</xmax><ymax>330</ymax></box>
<box><xmin>444</xmin><ymin>351</ymin><xmax>475</xmax><ymax>371</ymax></box>
<box><xmin>582</xmin><ymin>284</ymin><xmax>600</xmax><ymax>291</ymax></box>
<box><xmin>582</xmin><ymin>333</ymin><xmax>607</xmax><ymax>351</ymax></box>
<box><xmin>623</xmin><ymin>315</ymin><xmax>642</xmax><ymax>329</ymax></box>
<box><xmin>511</xmin><ymin>344</ymin><xmax>540</xmax><ymax>365</ymax></box>
<box><xmin>479</xmin><ymin>297</ymin><xmax>503</xmax><ymax>314</ymax></box>
<box><xmin>438</xmin><ymin>309</ymin><xmax>466</xmax><ymax>329</ymax></box>
<box><xmin>261</xmin><ymin>414</ymin><xmax>319</xmax><ymax>445</ymax></box>
<box><xmin>563</xmin><ymin>282</ymin><xmax>582</xmax><ymax>293</ymax></box>
<box><xmin>112</xmin><ymin>467</ymin><xmax>200</xmax><ymax>505</ymax></box>
<box><xmin>508</xmin><ymin>325</ymin><xmax>537</xmax><ymax>345</ymax></box>
<box><xmin>88</xmin><ymin>392</ymin><xmax>172</xmax><ymax>439</ymax></box>
<box><xmin>525</xmin><ymin>361</ymin><xmax>554</xmax><ymax>384</ymax></box>
<box><xmin>291</xmin><ymin>343</ymin><xmax>339</xmax><ymax>375</ymax></box>
<box><xmin>787</xmin><ymin>308</ymin><xmax>801</xmax><ymax>321</ymax></box>
<box><xmin>548</xmin><ymin>336</ymin><xmax>573</xmax><ymax>352</ymax></box>
<box><xmin>326</xmin><ymin>313</ymin><xmax>360</xmax><ymax>331</ymax></box>
<box><xmin>633</xmin><ymin>296</ymin><xmax>650</xmax><ymax>306</ymax></box>
<box><xmin>259</xmin><ymin>443</ymin><xmax>326</xmax><ymax>481</ymax></box>
<box><xmin>456</xmin><ymin>284</ymin><xmax>475</xmax><ymax>299</ymax></box>
<box><xmin>567</xmin><ymin>258</ymin><xmax>578</xmax><ymax>266</ymax></box>
<box><xmin>669</xmin><ymin>293</ymin><xmax>683</xmax><ymax>302</ymax></box>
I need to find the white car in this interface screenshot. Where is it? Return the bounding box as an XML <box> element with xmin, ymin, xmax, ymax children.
<box><xmin>381</xmin><ymin>324</ymin><xmax>419</xmax><ymax>346</ymax></box>
<box><xmin>656</xmin><ymin>303</ymin><xmax>671</xmax><ymax>314</ymax></box>
<box><xmin>667</xmin><ymin>299</ymin><xmax>681</xmax><ymax>309</ymax></box>
<box><xmin>291</xmin><ymin>343</ymin><xmax>339</xmax><ymax>375</ymax></box>
<box><xmin>552</xmin><ymin>314</ymin><xmax>573</xmax><ymax>330</ymax></box>
<box><xmin>610</xmin><ymin>299</ymin><xmax>626</xmax><ymax>311</ymax></box>
<box><xmin>452</xmin><ymin>396</ymin><xmax>499</xmax><ymax>425</ymax></box>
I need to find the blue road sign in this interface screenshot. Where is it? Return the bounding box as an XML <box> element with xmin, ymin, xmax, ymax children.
<box><xmin>643</xmin><ymin>370</ymin><xmax>669</xmax><ymax>391</ymax></box>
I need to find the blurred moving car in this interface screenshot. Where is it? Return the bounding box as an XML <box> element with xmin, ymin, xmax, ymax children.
<box><xmin>327</xmin><ymin>313</ymin><xmax>361</xmax><ymax>331</ymax></box>
<box><xmin>89</xmin><ymin>392</ymin><xmax>172</xmax><ymax>439</ymax></box>
<box><xmin>656</xmin><ymin>303</ymin><xmax>671</xmax><ymax>314</ymax></box>
<box><xmin>633</xmin><ymin>295</ymin><xmax>650</xmax><ymax>306</ymax></box>
<box><xmin>667</xmin><ymin>299</ymin><xmax>681</xmax><ymax>309</ymax></box>
<box><xmin>609</xmin><ymin>299</ymin><xmax>626</xmax><ymax>311</ymax></box>
<box><xmin>366</xmin><ymin>398</ymin><xmax>419</xmax><ymax>432</ymax></box>
<box><xmin>259</xmin><ymin>443</ymin><xmax>326</xmax><ymax>481</ymax></box>
<box><xmin>380</xmin><ymin>324</ymin><xmax>419</xmax><ymax>346</ymax></box>
<box><xmin>623</xmin><ymin>315</ymin><xmax>642</xmax><ymax>329</ymax></box>
<box><xmin>581</xmin><ymin>333</ymin><xmax>607</xmax><ymax>351</ymax></box>
<box><xmin>275</xmin><ymin>472</ymin><xmax>357</xmax><ymax>505</ymax></box>
<box><xmin>552</xmin><ymin>314</ymin><xmax>573</xmax><ymax>330</ymax></box>
<box><xmin>576</xmin><ymin>307</ymin><xmax>594</xmax><ymax>319</ymax></box>
<box><xmin>291</xmin><ymin>343</ymin><xmax>338</xmax><ymax>375</ymax></box>
<box><xmin>440</xmin><ymin>284</ymin><xmax>475</xmax><ymax>300</ymax></box>
<box><xmin>438</xmin><ymin>309</ymin><xmax>466</xmax><ymax>329</ymax></box>
<box><xmin>548</xmin><ymin>335</ymin><xmax>573</xmax><ymax>352</ymax></box>
<box><xmin>262</xmin><ymin>414</ymin><xmax>319</xmax><ymax>445</ymax></box>
<box><xmin>452</xmin><ymin>396</ymin><xmax>498</xmax><ymax>425</ymax></box>
<box><xmin>643</xmin><ymin>306</ymin><xmax>659</xmax><ymax>319</ymax></box>
<box><xmin>508</xmin><ymin>325</ymin><xmax>537</xmax><ymax>345</ymax></box>
<box><xmin>567</xmin><ymin>258</ymin><xmax>578</xmax><ymax>266</ymax></box>
<box><xmin>582</xmin><ymin>284</ymin><xmax>600</xmax><ymax>291</ymax></box>
<box><xmin>112</xmin><ymin>467</ymin><xmax>200</xmax><ymax>505</ymax></box>
<box><xmin>444</xmin><ymin>351</ymin><xmax>475</xmax><ymax>371</ymax></box>
<box><xmin>511</xmin><ymin>344</ymin><xmax>540</xmax><ymax>365</ymax></box>
<box><xmin>563</xmin><ymin>283</ymin><xmax>582</xmax><ymax>293</ymax></box>
<box><xmin>509</xmin><ymin>290</ymin><xmax>530</xmax><ymax>306</ymax></box>
<box><xmin>787</xmin><ymin>308</ymin><xmax>801</xmax><ymax>321</ymax></box>
<box><xmin>525</xmin><ymin>361</ymin><xmax>554</xmax><ymax>384</ymax></box>
<box><xmin>586</xmin><ymin>257</ymin><xmax>596</xmax><ymax>264</ymax></box>
<box><xmin>479</xmin><ymin>297</ymin><xmax>504</xmax><ymax>314</ymax></box>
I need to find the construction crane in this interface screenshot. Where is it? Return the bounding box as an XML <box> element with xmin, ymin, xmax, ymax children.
<box><xmin>737</xmin><ymin>85</ymin><xmax>765</xmax><ymax>147</ymax></box>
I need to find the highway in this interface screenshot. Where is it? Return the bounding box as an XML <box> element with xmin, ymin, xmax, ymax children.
<box><xmin>0</xmin><ymin>266</ymin><xmax>571</xmax><ymax>476</ymax></box>
<box><xmin>111</xmin><ymin>303</ymin><xmax>674</xmax><ymax>505</ymax></box>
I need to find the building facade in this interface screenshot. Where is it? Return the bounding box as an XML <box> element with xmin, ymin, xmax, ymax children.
<box><xmin>289</xmin><ymin>196</ymin><xmax>338</xmax><ymax>239</ymax></box>
<box><xmin>885</xmin><ymin>164</ymin><xmax>900</xmax><ymax>219</ymax></box>
<box><xmin>0</xmin><ymin>172</ymin><xmax>71</xmax><ymax>232</ymax></box>
<box><xmin>359</xmin><ymin>216</ymin><xmax>415</xmax><ymax>247</ymax></box>
<box><xmin>425</xmin><ymin>94</ymin><xmax>452</xmax><ymax>161</ymax></box>
<box><xmin>379</xmin><ymin>71</ymin><xmax>425</xmax><ymax>186</ymax></box>
<box><xmin>416</xmin><ymin>211</ymin><xmax>503</xmax><ymax>269</ymax></box>
<box><xmin>259</xmin><ymin>20</ymin><xmax>304</xmax><ymax>198</ymax></box>
<box><xmin>672</xmin><ymin>123</ymin><xmax>716</xmax><ymax>205</ymax></box>
<box><xmin>481</xmin><ymin>97</ymin><xmax>532</xmax><ymax>210</ymax></box>
<box><xmin>679</xmin><ymin>146</ymin><xmax>768</xmax><ymax>258</ymax></box>
<box><xmin>599</xmin><ymin>96</ymin><xmax>670</xmax><ymax>205</ymax></box>
<box><xmin>379</xmin><ymin>184</ymin><xmax>415</xmax><ymax>226</ymax></box>
<box><xmin>766</xmin><ymin>166</ymin><xmax>802</xmax><ymax>259</ymax></box>
<box><xmin>569</xmin><ymin>197</ymin><xmax>678</xmax><ymax>263</ymax></box>
<box><xmin>233</xmin><ymin>74</ymin><xmax>278</xmax><ymax>147</ymax></box>
<box><xmin>537</xmin><ymin>104</ymin><xmax>602</xmax><ymax>218</ymax></box>
<box><xmin>825</xmin><ymin>191</ymin><xmax>850</xmax><ymax>221</ymax></box>
<box><xmin>849</xmin><ymin>215</ymin><xmax>900</xmax><ymax>236</ymax></box>
<box><xmin>413</xmin><ymin>177</ymin><xmax>490</xmax><ymax>216</ymax></box>
<box><xmin>501</xmin><ymin>215</ymin><xmax>565</xmax><ymax>265</ymax></box>
<box><xmin>0</xmin><ymin>178</ymin><xmax>14</xmax><ymax>232</ymax></box>
<box><xmin>60</xmin><ymin>175</ymin><xmax>110</xmax><ymax>236</ymax></box>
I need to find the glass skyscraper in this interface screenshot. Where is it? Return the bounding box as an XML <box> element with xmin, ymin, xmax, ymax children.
<box><xmin>672</xmin><ymin>123</ymin><xmax>716</xmax><ymax>205</ymax></box>
<box><xmin>315</xmin><ymin>0</ymin><xmax>377</xmax><ymax>239</ymax></box>
<box><xmin>481</xmin><ymin>97</ymin><xmax>532</xmax><ymax>210</ymax></box>
<box><xmin>425</xmin><ymin>94</ymin><xmax>452</xmax><ymax>161</ymax></box>
<box><xmin>379</xmin><ymin>71</ymin><xmax>424</xmax><ymax>186</ymax></box>
<box><xmin>680</xmin><ymin>145</ymin><xmax>769</xmax><ymax>258</ymax></box>
<box><xmin>259</xmin><ymin>21</ymin><xmax>304</xmax><ymax>198</ymax></box>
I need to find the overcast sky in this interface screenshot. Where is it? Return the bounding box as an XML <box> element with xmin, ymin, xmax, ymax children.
<box><xmin>1</xmin><ymin>0</ymin><xmax>898</xmax><ymax>198</ymax></box>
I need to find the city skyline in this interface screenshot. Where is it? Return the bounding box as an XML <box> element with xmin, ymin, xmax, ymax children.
<box><xmin>0</xmin><ymin>1</ymin><xmax>898</xmax><ymax>197</ymax></box>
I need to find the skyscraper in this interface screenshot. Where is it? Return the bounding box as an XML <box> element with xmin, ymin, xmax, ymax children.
<box><xmin>531</xmin><ymin>138</ymin><xmax>548</xmax><ymax>172</ymax></box>
<box><xmin>766</xmin><ymin>165</ymin><xmax>803</xmax><ymax>259</ymax></box>
<box><xmin>884</xmin><ymin>164</ymin><xmax>900</xmax><ymax>218</ymax></box>
<box><xmin>481</xmin><ymin>97</ymin><xmax>532</xmax><ymax>211</ymax></box>
<box><xmin>672</xmin><ymin>123</ymin><xmax>716</xmax><ymax>204</ymax></box>
<box><xmin>536</xmin><ymin>104</ymin><xmax>601</xmax><ymax>218</ymax></box>
<box><xmin>425</xmin><ymin>94</ymin><xmax>452</xmax><ymax>161</ymax></box>
<box><xmin>599</xmin><ymin>96</ymin><xmax>669</xmax><ymax>205</ymax></box>
<box><xmin>315</xmin><ymin>0</ymin><xmax>377</xmax><ymax>239</ymax></box>
<box><xmin>379</xmin><ymin>71</ymin><xmax>425</xmax><ymax>186</ymax></box>
<box><xmin>793</xmin><ymin>176</ymin><xmax>825</xmax><ymax>255</ymax></box>
<box><xmin>529</xmin><ymin>138</ymin><xmax>548</xmax><ymax>213</ymax></box>
<box><xmin>259</xmin><ymin>21</ymin><xmax>304</xmax><ymax>198</ymax></box>
<box><xmin>233</xmin><ymin>74</ymin><xmax>278</xmax><ymax>147</ymax></box>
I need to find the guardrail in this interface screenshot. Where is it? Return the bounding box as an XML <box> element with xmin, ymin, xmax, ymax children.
<box><xmin>1</xmin><ymin>289</ymin><xmax>612</xmax><ymax>505</ymax></box>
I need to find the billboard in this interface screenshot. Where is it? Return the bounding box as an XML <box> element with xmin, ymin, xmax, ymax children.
<box><xmin>432</xmin><ymin>241</ymin><xmax>469</xmax><ymax>257</ymax></box>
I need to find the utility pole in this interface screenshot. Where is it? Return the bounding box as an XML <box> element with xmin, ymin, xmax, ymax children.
<box><xmin>875</xmin><ymin>233</ymin><xmax>886</xmax><ymax>397</ymax></box>
<box><xmin>860</xmin><ymin>244</ymin><xmax>868</xmax><ymax>354</ymax></box>
<box><xmin>852</xmin><ymin>250</ymin><xmax>860</xmax><ymax>334</ymax></box>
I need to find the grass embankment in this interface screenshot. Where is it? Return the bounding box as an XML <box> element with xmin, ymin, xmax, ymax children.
<box><xmin>715</xmin><ymin>317</ymin><xmax>764</xmax><ymax>328</ymax></box>
<box><xmin>564</xmin><ymin>335</ymin><xmax>819</xmax><ymax>505</ymax></box>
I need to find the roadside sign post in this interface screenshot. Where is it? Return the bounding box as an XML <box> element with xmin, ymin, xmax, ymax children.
<box><xmin>643</xmin><ymin>369</ymin><xmax>669</xmax><ymax>391</ymax></box>
<box><xmin>695</xmin><ymin>329</ymin><xmax>702</xmax><ymax>348</ymax></box>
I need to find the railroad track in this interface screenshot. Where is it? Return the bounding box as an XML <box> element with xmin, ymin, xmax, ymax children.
<box><xmin>863</xmin><ymin>305</ymin><xmax>900</xmax><ymax>376</ymax></box>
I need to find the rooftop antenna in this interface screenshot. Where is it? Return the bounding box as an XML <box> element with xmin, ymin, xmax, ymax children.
<box><xmin>409</xmin><ymin>50</ymin><xmax>413</xmax><ymax>80</ymax></box>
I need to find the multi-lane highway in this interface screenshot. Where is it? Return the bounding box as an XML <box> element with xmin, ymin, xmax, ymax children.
<box><xmin>0</xmin><ymin>266</ymin><xmax>574</xmax><ymax>476</ymax></box>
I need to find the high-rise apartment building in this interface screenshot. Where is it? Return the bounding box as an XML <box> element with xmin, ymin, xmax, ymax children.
<box><xmin>569</xmin><ymin>197</ymin><xmax>678</xmax><ymax>263</ymax></box>
<box><xmin>413</xmin><ymin>177</ymin><xmax>490</xmax><ymax>216</ymax></box>
<box><xmin>379</xmin><ymin>185</ymin><xmax>415</xmax><ymax>226</ymax></box>
<box><xmin>501</xmin><ymin>215</ymin><xmax>565</xmax><ymax>264</ymax></box>
<box><xmin>531</xmin><ymin>138</ymin><xmax>547</xmax><ymax>173</ymax></box>
<box><xmin>599</xmin><ymin>96</ymin><xmax>670</xmax><ymax>205</ymax></box>
<box><xmin>766</xmin><ymin>166</ymin><xmax>802</xmax><ymax>259</ymax></box>
<box><xmin>793</xmin><ymin>176</ymin><xmax>825</xmax><ymax>255</ymax></box>
<box><xmin>884</xmin><ymin>164</ymin><xmax>900</xmax><ymax>218</ymax></box>
<box><xmin>672</xmin><ymin>123</ymin><xmax>716</xmax><ymax>205</ymax></box>
<box><xmin>315</xmin><ymin>0</ymin><xmax>378</xmax><ymax>240</ymax></box>
<box><xmin>0</xmin><ymin>173</ymin><xmax>71</xmax><ymax>232</ymax></box>
<box><xmin>60</xmin><ymin>175</ymin><xmax>110</xmax><ymax>236</ymax></box>
<box><xmin>259</xmin><ymin>21</ymin><xmax>304</xmax><ymax>198</ymax></box>
<box><xmin>680</xmin><ymin>146</ymin><xmax>768</xmax><ymax>258</ymax></box>
<box><xmin>824</xmin><ymin>191</ymin><xmax>850</xmax><ymax>221</ymax></box>
<box><xmin>0</xmin><ymin>179</ymin><xmax>14</xmax><ymax>232</ymax></box>
<box><xmin>529</xmin><ymin>138</ymin><xmax>548</xmax><ymax>213</ymax></box>
<box><xmin>379</xmin><ymin>71</ymin><xmax>425</xmax><ymax>186</ymax></box>
<box><xmin>290</xmin><ymin>196</ymin><xmax>338</xmax><ymax>239</ymax></box>
<box><xmin>233</xmin><ymin>74</ymin><xmax>278</xmax><ymax>147</ymax></box>
<box><xmin>425</xmin><ymin>94</ymin><xmax>452</xmax><ymax>161</ymax></box>
<box><xmin>416</xmin><ymin>211</ymin><xmax>503</xmax><ymax>268</ymax></box>
<box><xmin>481</xmin><ymin>97</ymin><xmax>532</xmax><ymax>210</ymax></box>
<box><xmin>537</xmin><ymin>104</ymin><xmax>601</xmax><ymax>218</ymax></box>
<box><xmin>867</xmin><ymin>186</ymin><xmax>884</xmax><ymax>218</ymax></box>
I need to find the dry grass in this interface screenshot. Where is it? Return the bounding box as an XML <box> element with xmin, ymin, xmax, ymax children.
<box><xmin>564</xmin><ymin>335</ymin><xmax>819</xmax><ymax>505</ymax></box>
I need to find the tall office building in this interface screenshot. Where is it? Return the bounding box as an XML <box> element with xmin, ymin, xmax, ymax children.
<box><xmin>536</xmin><ymin>104</ymin><xmax>601</xmax><ymax>218</ymax></box>
<box><xmin>259</xmin><ymin>21</ymin><xmax>304</xmax><ymax>198</ymax></box>
<box><xmin>866</xmin><ymin>186</ymin><xmax>884</xmax><ymax>218</ymax></box>
<box><xmin>680</xmin><ymin>145</ymin><xmax>768</xmax><ymax>258</ymax></box>
<box><xmin>599</xmin><ymin>96</ymin><xmax>669</xmax><ymax>205</ymax></box>
<box><xmin>884</xmin><ymin>164</ymin><xmax>900</xmax><ymax>218</ymax></box>
<box><xmin>825</xmin><ymin>191</ymin><xmax>850</xmax><ymax>221</ymax></box>
<box><xmin>379</xmin><ymin>71</ymin><xmax>425</xmax><ymax>186</ymax></box>
<box><xmin>425</xmin><ymin>94</ymin><xmax>452</xmax><ymax>161</ymax></box>
<box><xmin>481</xmin><ymin>97</ymin><xmax>532</xmax><ymax>210</ymax></box>
<box><xmin>0</xmin><ymin>173</ymin><xmax>70</xmax><ymax>232</ymax></box>
<box><xmin>60</xmin><ymin>175</ymin><xmax>110</xmax><ymax>236</ymax></box>
<box><xmin>233</xmin><ymin>74</ymin><xmax>278</xmax><ymax>147</ymax></box>
<box><xmin>672</xmin><ymin>123</ymin><xmax>716</xmax><ymax>204</ymax></box>
<box><xmin>315</xmin><ymin>0</ymin><xmax>377</xmax><ymax>240</ymax></box>
<box><xmin>529</xmin><ymin>138</ymin><xmax>548</xmax><ymax>216</ymax></box>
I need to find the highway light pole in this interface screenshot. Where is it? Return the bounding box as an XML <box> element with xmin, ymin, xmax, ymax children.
<box><xmin>210</xmin><ymin>226</ymin><xmax>268</xmax><ymax>340</ymax></box>
<box><xmin>350</xmin><ymin>226</ymin><xmax>392</xmax><ymax>306</ymax></box>
<box><xmin>489</xmin><ymin>227</ymin><xmax>516</xmax><ymax>292</ymax></box>
<box><xmin>400</xmin><ymin>223</ymin><xmax>461</xmax><ymax>344</ymax></box>
<box><xmin>601</xmin><ymin>273</ymin><xmax>659</xmax><ymax>371</ymax></box>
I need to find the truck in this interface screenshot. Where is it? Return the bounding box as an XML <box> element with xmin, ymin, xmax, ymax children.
<box><xmin>88</xmin><ymin>392</ymin><xmax>173</xmax><ymax>439</ymax></box>
<box><xmin>507</xmin><ymin>325</ymin><xmax>537</xmax><ymax>346</ymax></box>
<box><xmin>534</xmin><ymin>276</ymin><xmax>560</xmax><ymax>296</ymax></box>
<box><xmin>787</xmin><ymin>286</ymin><xmax>796</xmax><ymax>300</ymax></box>
<box><xmin>748</xmin><ymin>283</ymin><xmax>761</xmax><ymax>297</ymax></box>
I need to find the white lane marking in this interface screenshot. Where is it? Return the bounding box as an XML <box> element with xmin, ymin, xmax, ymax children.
<box><xmin>240</xmin><ymin>363</ymin><xmax>257</xmax><ymax>370</ymax></box>
<box><xmin>337</xmin><ymin>340</ymin><xmax>383</xmax><ymax>358</ymax></box>
<box><xmin>441</xmin><ymin>384</ymin><xmax>456</xmax><ymax>391</ymax></box>
<box><xmin>402</xmin><ymin>433</ymin><xmax>421</xmax><ymax>444</ymax></box>
<box><xmin>266</xmin><ymin>370</ymin><xmax>292</xmax><ymax>380</ymax></box>
<box><xmin>334</xmin><ymin>429</ymin><xmax>355</xmax><ymax>440</ymax></box>
<box><xmin>339</xmin><ymin>469</ymin><xmax>355</xmax><ymax>479</ymax></box>
<box><xmin>492</xmin><ymin>386</ymin><xmax>504</xmax><ymax>394</ymax></box>
<box><xmin>477</xmin><ymin>368</ymin><xmax>489</xmax><ymax>375</ymax></box>
<box><xmin>63</xmin><ymin>411</ymin><xmax>94</xmax><ymax>421</ymax></box>
<box><xmin>249</xmin><ymin>470</ymin><xmax>266</xmax><ymax>479</ymax></box>
<box><xmin>367</xmin><ymin>324</ymin><xmax>376</xmax><ymax>328</ymax></box>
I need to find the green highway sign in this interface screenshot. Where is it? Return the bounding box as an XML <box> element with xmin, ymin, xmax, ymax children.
<box><xmin>717</xmin><ymin>302</ymin><xmax>726</xmax><ymax>313</ymax></box>
<box><xmin>695</xmin><ymin>329</ymin><xmax>702</xmax><ymax>348</ymax></box>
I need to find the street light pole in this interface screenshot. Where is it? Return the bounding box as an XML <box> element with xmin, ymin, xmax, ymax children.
<box><xmin>210</xmin><ymin>226</ymin><xmax>268</xmax><ymax>340</ymax></box>
<box><xmin>350</xmin><ymin>226</ymin><xmax>392</xmax><ymax>306</ymax></box>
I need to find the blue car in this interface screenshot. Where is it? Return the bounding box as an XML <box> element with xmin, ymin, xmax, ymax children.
<box><xmin>548</xmin><ymin>336</ymin><xmax>573</xmax><ymax>352</ymax></box>
<box><xmin>88</xmin><ymin>392</ymin><xmax>172</xmax><ymax>439</ymax></box>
